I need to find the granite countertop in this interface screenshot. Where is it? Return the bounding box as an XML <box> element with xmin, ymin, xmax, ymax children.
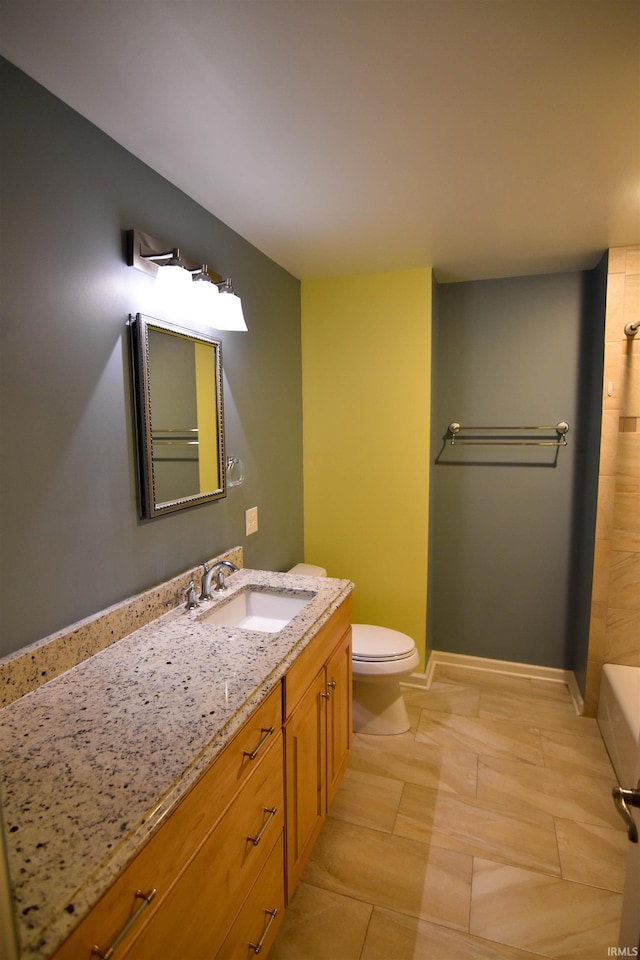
<box><xmin>0</xmin><ymin>568</ymin><xmax>353</xmax><ymax>958</ymax></box>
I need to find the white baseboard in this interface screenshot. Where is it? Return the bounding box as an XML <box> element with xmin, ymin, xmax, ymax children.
<box><xmin>408</xmin><ymin>650</ymin><xmax>583</xmax><ymax>715</ymax></box>
<box><xmin>402</xmin><ymin>671</ymin><xmax>431</xmax><ymax>690</ymax></box>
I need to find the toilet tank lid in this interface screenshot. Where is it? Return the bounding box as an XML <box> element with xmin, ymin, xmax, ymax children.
<box><xmin>288</xmin><ymin>563</ymin><xmax>327</xmax><ymax>577</ymax></box>
<box><xmin>351</xmin><ymin>624</ymin><xmax>416</xmax><ymax>659</ymax></box>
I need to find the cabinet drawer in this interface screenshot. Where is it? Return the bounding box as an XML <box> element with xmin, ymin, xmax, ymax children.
<box><xmin>283</xmin><ymin>597</ymin><xmax>351</xmax><ymax>718</ymax></box>
<box><xmin>52</xmin><ymin>684</ymin><xmax>282</xmax><ymax>960</ymax></box>
<box><xmin>124</xmin><ymin>731</ymin><xmax>284</xmax><ymax>960</ymax></box>
<box><xmin>211</xmin><ymin>683</ymin><xmax>283</xmax><ymax>800</ymax></box>
<box><xmin>216</xmin><ymin>834</ymin><xmax>285</xmax><ymax>960</ymax></box>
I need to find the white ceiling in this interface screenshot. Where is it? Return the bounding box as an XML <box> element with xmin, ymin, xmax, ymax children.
<box><xmin>0</xmin><ymin>1</ymin><xmax>638</xmax><ymax>282</ymax></box>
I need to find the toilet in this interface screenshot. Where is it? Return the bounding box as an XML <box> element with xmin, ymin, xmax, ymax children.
<box><xmin>288</xmin><ymin>564</ymin><xmax>420</xmax><ymax>735</ymax></box>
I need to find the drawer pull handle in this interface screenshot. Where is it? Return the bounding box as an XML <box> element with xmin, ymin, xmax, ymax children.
<box><xmin>244</xmin><ymin>727</ymin><xmax>274</xmax><ymax>761</ymax></box>
<box><xmin>247</xmin><ymin>807</ymin><xmax>278</xmax><ymax>846</ymax></box>
<box><xmin>92</xmin><ymin>888</ymin><xmax>157</xmax><ymax>959</ymax></box>
<box><xmin>249</xmin><ymin>907</ymin><xmax>278</xmax><ymax>954</ymax></box>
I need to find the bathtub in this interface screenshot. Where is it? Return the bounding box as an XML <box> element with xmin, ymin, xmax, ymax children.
<box><xmin>598</xmin><ymin>663</ymin><xmax>640</xmax><ymax>788</ymax></box>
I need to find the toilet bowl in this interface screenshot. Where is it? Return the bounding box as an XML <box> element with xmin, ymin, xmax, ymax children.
<box><xmin>287</xmin><ymin>564</ymin><xmax>419</xmax><ymax>735</ymax></box>
<box><xmin>351</xmin><ymin>625</ymin><xmax>420</xmax><ymax>735</ymax></box>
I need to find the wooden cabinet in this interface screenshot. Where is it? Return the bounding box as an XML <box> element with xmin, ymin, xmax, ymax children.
<box><xmin>283</xmin><ymin>598</ymin><xmax>352</xmax><ymax>900</ymax></box>
<box><xmin>122</xmin><ymin>735</ymin><xmax>284</xmax><ymax>959</ymax></box>
<box><xmin>52</xmin><ymin>685</ymin><xmax>284</xmax><ymax>960</ymax></box>
<box><xmin>51</xmin><ymin>599</ymin><xmax>351</xmax><ymax>960</ymax></box>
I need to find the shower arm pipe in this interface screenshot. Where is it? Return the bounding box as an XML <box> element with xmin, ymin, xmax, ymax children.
<box><xmin>447</xmin><ymin>421</ymin><xmax>570</xmax><ymax>447</ymax></box>
<box><xmin>624</xmin><ymin>319</ymin><xmax>639</xmax><ymax>337</ymax></box>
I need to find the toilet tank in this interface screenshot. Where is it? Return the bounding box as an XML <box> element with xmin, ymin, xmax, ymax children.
<box><xmin>288</xmin><ymin>563</ymin><xmax>327</xmax><ymax>577</ymax></box>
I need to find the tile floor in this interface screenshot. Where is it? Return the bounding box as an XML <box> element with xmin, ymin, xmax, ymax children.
<box><xmin>270</xmin><ymin>664</ymin><xmax>628</xmax><ymax>960</ymax></box>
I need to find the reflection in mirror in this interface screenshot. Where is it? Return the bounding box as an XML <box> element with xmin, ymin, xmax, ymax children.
<box><xmin>130</xmin><ymin>313</ymin><xmax>225</xmax><ymax>518</ymax></box>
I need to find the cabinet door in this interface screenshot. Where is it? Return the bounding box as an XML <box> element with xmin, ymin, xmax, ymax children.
<box><xmin>326</xmin><ymin>628</ymin><xmax>352</xmax><ymax>809</ymax></box>
<box><xmin>284</xmin><ymin>670</ymin><xmax>327</xmax><ymax>901</ymax></box>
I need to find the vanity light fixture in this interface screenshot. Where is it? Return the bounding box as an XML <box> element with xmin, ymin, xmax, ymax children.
<box><xmin>151</xmin><ymin>248</ymin><xmax>193</xmax><ymax>298</ymax></box>
<box><xmin>126</xmin><ymin>228</ymin><xmax>248</xmax><ymax>331</ymax></box>
<box><xmin>189</xmin><ymin>264</ymin><xmax>219</xmax><ymax>326</ymax></box>
<box><xmin>212</xmin><ymin>277</ymin><xmax>248</xmax><ymax>331</ymax></box>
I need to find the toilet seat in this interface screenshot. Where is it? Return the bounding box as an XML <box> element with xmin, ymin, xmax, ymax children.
<box><xmin>288</xmin><ymin>563</ymin><xmax>418</xmax><ymax>734</ymax></box>
<box><xmin>352</xmin><ymin>624</ymin><xmax>417</xmax><ymax>662</ymax></box>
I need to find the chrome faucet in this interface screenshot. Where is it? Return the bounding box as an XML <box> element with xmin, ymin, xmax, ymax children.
<box><xmin>200</xmin><ymin>560</ymin><xmax>238</xmax><ymax>599</ymax></box>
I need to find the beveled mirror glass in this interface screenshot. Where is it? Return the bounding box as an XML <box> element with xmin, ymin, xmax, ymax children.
<box><xmin>130</xmin><ymin>313</ymin><xmax>225</xmax><ymax>518</ymax></box>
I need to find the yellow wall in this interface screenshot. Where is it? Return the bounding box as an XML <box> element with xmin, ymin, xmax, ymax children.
<box><xmin>194</xmin><ymin>341</ymin><xmax>220</xmax><ymax>492</ymax></box>
<box><xmin>301</xmin><ymin>268</ymin><xmax>432</xmax><ymax>669</ymax></box>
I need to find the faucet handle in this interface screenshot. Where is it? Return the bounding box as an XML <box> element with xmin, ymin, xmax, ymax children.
<box><xmin>184</xmin><ymin>580</ymin><xmax>199</xmax><ymax>610</ymax></box>
<box><xmin>200</xmin><ymin>562</ymin><xmax>213</xmax><ymax>601</ymax></box>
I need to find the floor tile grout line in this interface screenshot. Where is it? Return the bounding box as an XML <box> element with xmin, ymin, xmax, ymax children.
<box><xmin>273</xmin><ymin>668</ymin><xmax>625</xmax><ymax>958</ymax></box>
<box><xmin>356</xmin><ymin>898</ymin><xmax>375</xmax><ymax>960</ymax></box>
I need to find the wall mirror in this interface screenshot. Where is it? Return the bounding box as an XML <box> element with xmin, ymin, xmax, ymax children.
<box><xmin>130</xmin><ymin>313</ymin><xmax>225</xmax><ymax>518</ymax></box>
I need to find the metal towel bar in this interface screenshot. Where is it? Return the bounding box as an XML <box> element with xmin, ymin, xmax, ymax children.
<box><xmin>447</xmin><ymin>421</ymin><xmax>569</xmax><ymax>446</ymax></box>
<box><xmin>152</xmin><ymin>428</ymin><xmax>199</xmax><ymax>446</ymax></box>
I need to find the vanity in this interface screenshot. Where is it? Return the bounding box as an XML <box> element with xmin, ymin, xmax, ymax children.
<box><xmin>0</xmin><ymin>562</ymin><xmax>353</xmax><ymax>959</ymax></box>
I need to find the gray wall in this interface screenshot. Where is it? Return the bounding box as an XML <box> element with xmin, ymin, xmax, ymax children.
<box><xmin>428</xmin><ymin>271</ymin><xmax>604</xmax><ymax>684</ymax></box>
<box><xmin>0</xmin><ymin>58</ymin><xmax>304</xmax><ymax>659</ymax></box>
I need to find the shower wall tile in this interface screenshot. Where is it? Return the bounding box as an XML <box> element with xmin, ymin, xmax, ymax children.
<box><xmin>625</xmin><ymin>245</ymin><xmax>640</xmax><ymax>275</ymax></box>
<box><xmin>612</xmin><ymin>489</ymin><xmax>640</xmax><ymax>551</ymax></box>
<box><xmin>607</xmin><ymin>551</ymin><xmax>640</xmax><ymax>609</ymax></box>
<box><xmin>616</xmin><ymin>433</ymin><xmax>640</xmax><ymax>489</ymax></box>
<box><xmin>604</xmin><ymin>608</ymin><xmax>640</xmax><ymax>665</ymax></box>
<box><xmin>594</xmin><ymin>475</ymin><xmax>615</xmax><ymax>539</ymax></box>
<box><xmin>607</xmin><ymin>247</ymin><xmax>627</xmax><ymax>274</ymax></box>
<box><xmin>602</xmin><ymin>342</ymin><xmax>623</xmax><ymax>411</ymax></box>
<box><xmin>623</xmin><ymin>274</ymin><xmax>640</xmax><ymax>335</ymax></box>
<box><xmin>621</xmin><ymin>350</ymin><xmax>640</xmax><ymax>416</ymax></box>
<box><xmin>604</xmin><ymin>272</ymin><xmax>625</xmax><ymax>342</ymax></box>
<box><xmin>590</xmin><ymin>539</ymin><xmax>611</xmax><ymax>603</ymax></box>
<box><xmin>587</xmin><ymin>601</ymin><xmax>606</xmax><ymax>662</ymax></box>
<box><xmin>583</xmin><ymin>659</ymin><xmax>602</xmax><ymax>717</ymax></box>
<box><xmin>598</xmin><ymin>409</ymin><xmax>620</xmax><ymax>476</ymax></box>
<box><xmin>585</xmin><ymin>245</ymin><xmax>640</xmax><ymax>715</ymax></box>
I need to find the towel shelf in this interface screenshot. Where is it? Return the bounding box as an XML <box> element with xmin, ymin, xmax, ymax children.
<box><xmin>447</xmin><ymin>421</ymin><xmax>569</xmax><ymax>447</ymax></box>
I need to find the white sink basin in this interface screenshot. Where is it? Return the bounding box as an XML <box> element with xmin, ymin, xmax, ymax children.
<box><xmin>200</xmin><ymin>588</ymin><xmax>315</xmax><ymax>633</ymax></box>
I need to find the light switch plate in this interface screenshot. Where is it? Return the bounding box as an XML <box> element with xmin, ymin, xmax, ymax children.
<box><xmin>245</xmin><ymin>506</ymin><xmax>258</xmax><ymax>536</ymax></box>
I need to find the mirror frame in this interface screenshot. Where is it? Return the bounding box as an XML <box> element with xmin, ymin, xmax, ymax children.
<box><xmin>130</xmin><ymin>313</ymin><xmax>226</xmax><ymax>519</ymax></box>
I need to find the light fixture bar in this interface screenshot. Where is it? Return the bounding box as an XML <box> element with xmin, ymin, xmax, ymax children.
<box><xmin>126</xmin><ymin>229</ymin><xmax>222</xmax><ymax>282</ymax></box>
